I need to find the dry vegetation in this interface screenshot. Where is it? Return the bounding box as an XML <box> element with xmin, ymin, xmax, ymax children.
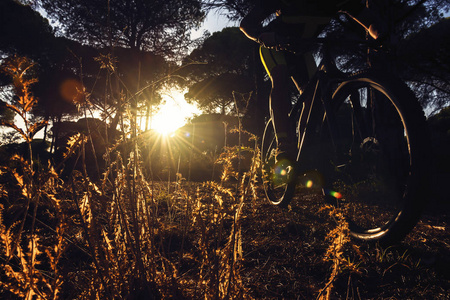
<box><xmin>1</xmin><ymin>56</ymin><xmax>449</xmax><ymax>299</ymax></box>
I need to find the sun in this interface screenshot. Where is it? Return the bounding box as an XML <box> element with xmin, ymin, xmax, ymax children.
<box><xmin>148</xmin><ymin>88</ymin><xmax>199</xmax><ymax>136</ymax></box>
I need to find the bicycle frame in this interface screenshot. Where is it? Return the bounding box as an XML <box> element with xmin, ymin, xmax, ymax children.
<box><xmin>289</xmin><ymin>49</ymin><xmax>345</xmax><ymax>173</ymax></box>
<box><xmin>288</xmin><ymin>35</ymin><xmax>384</xmax><ymax>171</ymax></box>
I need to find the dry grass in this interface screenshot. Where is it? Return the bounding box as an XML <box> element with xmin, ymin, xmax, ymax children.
<box><xmin>1</xmin><ymin>55</ymin><xmax>449</xmax><ymax>299</ymax></box>
<box><xmin>0</xmin><ymin>119</ymin><xmax>259</xmax><ymax>299</ymax></box>
<box><xmin>0</xmin><ymin>135</ymin><xmax>257</xmax><ymax>299</ymax></box>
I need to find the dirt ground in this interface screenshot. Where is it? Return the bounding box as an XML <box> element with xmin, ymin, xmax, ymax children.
<box><xmin>239</xmin><ymin>191</ymin><xmax>450</xmax><ymax>299</ymax></box>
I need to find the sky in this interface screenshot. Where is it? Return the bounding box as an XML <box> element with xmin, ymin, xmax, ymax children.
<box><xmin>191</xmin><ymin>9</ymin><xmax>238</xmax><ymax>39</ymax></box>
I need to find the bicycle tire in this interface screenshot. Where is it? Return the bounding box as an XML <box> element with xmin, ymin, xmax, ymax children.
<box><xmin>261</xmin><ymin>119</ymin><xmax>297</xmax><ymax>207</ymax></box>
<box><xmin>322</xmin><ymin>70</ymin><xmax>430</xmax><ymax>245</ymax></box>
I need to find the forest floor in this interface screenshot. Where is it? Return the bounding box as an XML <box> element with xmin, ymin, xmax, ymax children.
<box><xmin>1</xmin><ymin>170</ymin><xmax>449</xmax><ymax>299</ymax></box>
<box><xmin>237</xmin><ymin>189</ymin><xmax>450</xmax><ymax>299</ymax></box>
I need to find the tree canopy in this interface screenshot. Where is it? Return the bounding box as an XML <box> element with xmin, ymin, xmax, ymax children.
<box><xmin>36</xmin><ymin>0</ymin><xmax>205</xmax><ymax>58</ymax></box>
<box><xmin>0</xmin><ymin>0</ymin><xmax>56</xmax><ymax>60</ymax></box>
<box><xmin>399</xmin><ymin>17</ymin><xmax>450</xmax><ymax>112</ymax></box>
<box><xmin>181</xmin><ymin>27</ymin><xmax>257</xmax><ymax>115</ymax></box>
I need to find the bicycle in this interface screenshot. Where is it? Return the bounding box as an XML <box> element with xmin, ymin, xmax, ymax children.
<box><xmin>260</xmin><ymin>36</ymin><xmax>430</xmax><ymax>245</ymax></box>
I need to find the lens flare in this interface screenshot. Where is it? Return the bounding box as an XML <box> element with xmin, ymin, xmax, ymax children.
<box><xmin>324</xmin><ymin>189</ymin><xmax>342</xmax><ymax>199</ymax></box>
<box><xmin>60</xmin><ymin>79</ymin><xmax>85</xmax><ymax>104</ymax></box>
<box><xmin>273</xmin><ymin>159</ymin><xmax>294</xmax><ymax>184</ymax></box>
<box><xmin>302</xmin><ymin>170</ymin><xmax>325</xmax><ymax>189</ymax></box>
<box><xmin>274</xmin><ymin>165</ymin><xmax>286</xmax><ymax>177</ymax></box>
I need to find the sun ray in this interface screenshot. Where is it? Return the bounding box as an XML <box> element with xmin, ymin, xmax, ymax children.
<box><xmin>145</xmin><ymin>88</ymin><xmax>200</xmax><ymax>136</ymax></box>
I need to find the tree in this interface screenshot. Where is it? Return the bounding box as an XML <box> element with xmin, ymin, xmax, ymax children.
<box><xmin>0</xmin><ymin>0</ymin><xmax>83</xmax><ymax>147</ymax></box>
<box><xmin>331</xmin><ymin>0</ymin><xmax>450</xmax><ymax>112</ymax></box>
<box><xmin>36</xmin><ymin>0</ymin><xmax>205</xmax><ymax>58</ymax></box>
<box><xmin>399</xmin><ymin>18</ymin><xmax>450</xmax><ymax>112</ymax></box>
<box><xmin>181</xmin><ymin>27</ymin><xmax>267</xmax><ymax>131</ymax></box>
<box><xmin>0</xmin><ymin>55</ymin><xmax>48</xmax><ymax>171</ymax></box>
<box><xmin>33</xmin><ymin>0</ymin><xmax>206</xmax><ymax>144</ymax></box>
<box><xmin>185</xmin><ymin>72</ymin><xmax>254</xmax><ymax>114</ymax></box>
<box><xmin>0</xmin><ymin>0</ymin><xmax>56</xmax><ymax>60</ymax></box>
<box><xmin>184</xmin><ymin>27</ymin><xmax>254</xmax><ymax>79</ymax></box>
<box><xmin>202</xmin><ymin>0</ymin><xmax>255</xmax><ymax>21</ymax></box>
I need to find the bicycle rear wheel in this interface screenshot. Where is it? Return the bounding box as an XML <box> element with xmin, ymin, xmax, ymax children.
<box><xmin>323</xmin><ymin>71</ymin><xmax>430</xmax><ymax>244</ymax></box>
<box><xmin>261</xmin><ymin>119</ymin><xmax>297</xmax><ymax>207</ymax></box>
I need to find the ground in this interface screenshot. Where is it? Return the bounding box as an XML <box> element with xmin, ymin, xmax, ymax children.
<box><xmin>238</xmin><ymin>191</ymin><xmax>450</xmax><ymax>299</ymax></box>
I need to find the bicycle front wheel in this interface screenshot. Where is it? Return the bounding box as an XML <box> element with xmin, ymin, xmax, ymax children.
<box><xmin>323</xmin><ymin>71</ymin><xmax>430</xmax><ymax>244</ymax></box>
<box><xmin>261</xmin><ymin>119</ymin><xmax>297</xmax><ymax>207</ymax></box>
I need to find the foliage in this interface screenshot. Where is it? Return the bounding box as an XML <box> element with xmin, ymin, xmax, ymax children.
<box><xmin>398</xmin><ymin>18</ymin><xmax>450</xmax><ymax>112</ymax></box>
<box><xmin>325</xmin><ymin>0</ymin><xmax>450</xmax><ymax>111</ymax></box>
<box><xmin>0</xmin><ymin>1</ymin><xmax>449</xmax><ymax>298</ymax></box>
<box><xmin>0</xmin><ymin>0</ymin><xmax>200</xmax><ymax>148</ymax></box>
<box><xmin>316</xmin><ymin>205</ymin><xmax>352</xmax><ymax>300</ymax></box>
<box><xmin>185</xmin><ymin>73</ymin><xmax>253</xmax><ymax>114</ymax></box>
<box><xmin>0</xmin><ymin>0</ymin><xmax>171</xmax><ymax>144</ymax></box>
<box><xmin>0</xmin><ymin>100</ymin><xmax>15</xmax><ymax>125</ymax></box>
<box><xmin>0</xmin><ymin>56</ymin><xmax>261</xmax><ymax>298</ymax></box>
<box><xmin>184</xmin><ymin>27</ymin><xmax>255</xmax><ymax>79</ymax></box>
<box><xmin>0</xmin><ymin>1</ymin><xmax>82</xmax><ymax>137</ymax></box>
<box><xmin>0</xmin><ymin>0</ymin><xmax>56</xmax><ymax>60</ymax></box>
<box><xmin>0</xmin><ymin>58</ymin><xmax>63</xmax><ymax>297</ymax></box>
<box><xmin>0</xmin><ymin>63</ymin><xmax>449</xmax><ymax>298</ymax></box>
<box><xmin>181</xmin><ymin>27</ymin><xmax>259</xmax><ymax>116</ymax></box>
<box><xmin>202</xmin><ymin>0</ymin><xmax>257</xmax><ymax>20</ymax></box>
<box><xmin>0</xmin><ymin>156</ymin><xmax>64</xmax><ymax>299</ymax></box>
<box><xmin>36</xmin><ymin>0</ymin><xmax>205</xmax><ymax>59</ymax></box>
<box><xmin>0</xmin><ymin>56</ymin><xmax>47</xmax><ymax>144</ymax></box>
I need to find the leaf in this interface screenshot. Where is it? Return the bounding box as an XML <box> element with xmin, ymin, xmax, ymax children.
<box><xmin>1</xmin><ymin>230</ymin><xmax>12</xmax><ymax>258</ymax></box>
<box><xmin>63</xmin><ymin>133</ymin><xmax>86</xmax><ymax>159</ymax></box>
<box><xmin>12</xmin><ymin>170</ymin><xmax>24</xmax><ymax>188</ymax></box>
<box><xmin>44</xmin><ymin>192</ymin><xmax>61</xmax><ymax>210</ymax></box>
<box><xmin>28</xmin><ymin>234</ymin><xmax>42</xmax><ymax>268</ymax></box>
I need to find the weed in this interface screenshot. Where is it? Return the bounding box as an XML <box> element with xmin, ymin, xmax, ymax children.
<box><xmin>1</xmin><ymin>55</ymin><xmax>448</xmax><ymax>300</ymax></box>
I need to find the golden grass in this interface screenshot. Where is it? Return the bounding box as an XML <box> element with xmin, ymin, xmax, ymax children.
<box><xmin>2</xmin><ymin>55</ymin><xmax>443</xmax><ymax>300</ymax></box>
<box><xmin>0</xmin><ymin>116</ymin><xmax>258</xmax><ymax>299</ymax></box>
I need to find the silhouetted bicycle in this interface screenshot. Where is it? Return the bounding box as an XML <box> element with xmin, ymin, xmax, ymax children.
<box><xmin>261</xmin><ymin>36</ymin><xmax>430</xmax><ymax>245</ymax></box>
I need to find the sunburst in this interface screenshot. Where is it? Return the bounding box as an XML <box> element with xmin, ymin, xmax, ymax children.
<box><xmin>147</xmin><ymin>88</ymin><xmax>199</xmax><ymax>136</ymax></box>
